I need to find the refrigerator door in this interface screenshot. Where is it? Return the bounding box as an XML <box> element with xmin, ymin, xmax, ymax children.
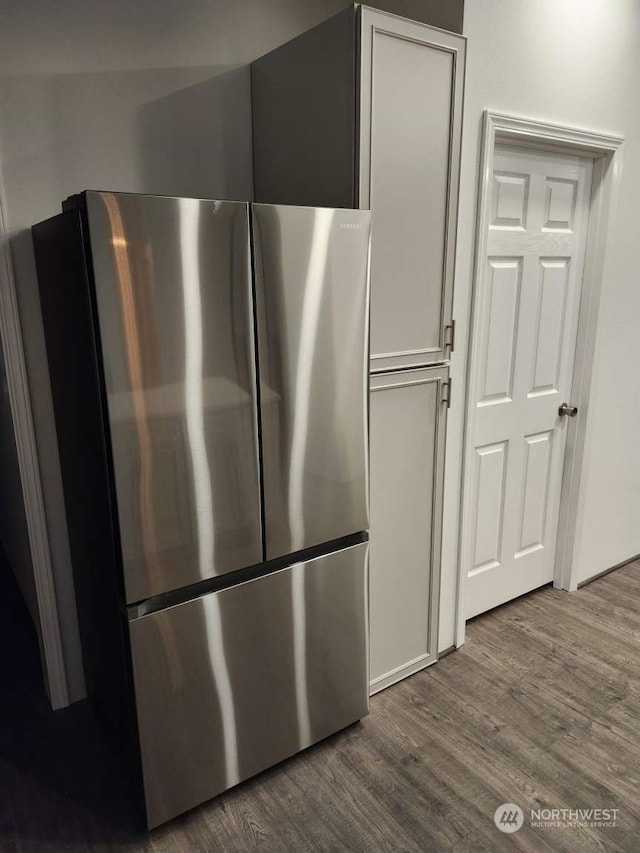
<box><xmin>252</xmin><ymin>204</ymin><xmax>371</xmax><ymax>559</ymax></box>
<box><xmin>85</xmin><ymin>193</ymin><xmax>262</xmax><ymax>603</ymax></box>
<box><xmin>128</xmin><ymin>540</ymin><xmax>369</xmax><ymax>829</ymax></box>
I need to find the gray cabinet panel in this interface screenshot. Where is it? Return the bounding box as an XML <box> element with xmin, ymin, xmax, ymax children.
<box><xmin>129</xmin><ymin>541</ymin><xmax>369</xmax><ymax>829</ymax></box>
<box><xmin>251</xmin><ymin>7</ymin><xmax>357</xmax><ymax>209</ymax></box>
<box><xmin>369</xmin><ymin>366</ymin><xmax>448</xmax><ymax>691</ymax></box>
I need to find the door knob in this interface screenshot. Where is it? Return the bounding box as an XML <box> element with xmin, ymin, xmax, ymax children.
<box><xmin>558</xmin><ymin>403</ymin><xmax>578</xmax><ymax>418</ymax></box>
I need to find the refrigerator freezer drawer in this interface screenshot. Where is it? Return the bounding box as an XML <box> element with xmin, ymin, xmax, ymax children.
<box><xmin>252</xmin><ymin>203</ymin><xmax>371</xmax><ymax>559</ymax></box>
<box><xmin>128</xmin><ymin>540</ymin><xmax>369</xmax><ymax>829</ymax></box>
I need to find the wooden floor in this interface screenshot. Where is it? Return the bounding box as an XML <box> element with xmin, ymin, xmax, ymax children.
<box><xmin>2</xmin><ymin>557</ymin><xmax>640</xmax><ymax>852</ymax></box>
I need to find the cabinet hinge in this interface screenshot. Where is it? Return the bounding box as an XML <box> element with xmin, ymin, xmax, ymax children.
<box><xmin>445</xmin><ymin>320</ymin><xmax>456</xmax><ymax>355</ymax></box>
<box><xmin>442</xmin><ymin>378</ymin><xmax>452</xmax><ymax>409</ymax></box>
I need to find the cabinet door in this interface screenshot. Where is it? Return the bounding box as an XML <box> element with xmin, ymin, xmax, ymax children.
<box><xmin>359</xmin><ymin>10</ymin><xmax>465</xmax><ymax>371</ymax></box>
<box><xmin>369</xmin><ymin>367</ymin><xmax>448</xmax><ymax>692</ymax></box>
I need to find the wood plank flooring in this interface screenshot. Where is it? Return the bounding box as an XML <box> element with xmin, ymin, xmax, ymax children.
<box><xmin>2</xmin><ymin>556</ymin><xmax>640</xmax><ymax>851</ymax></box>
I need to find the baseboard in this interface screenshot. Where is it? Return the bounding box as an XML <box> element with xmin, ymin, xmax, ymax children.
<box><xmin>577</xmin><ymin>553</ymin><xmax>640</xmax><ymax>589</ymax></box>
<box><xmin>369</xmin><ymin>652</ymin><xmax>437</xmax><ymax>695</ymax></box>
<box><xmin>437</xmin><ymin>644</ymin><xmax>456</xmax><ymax>659</ymax></box>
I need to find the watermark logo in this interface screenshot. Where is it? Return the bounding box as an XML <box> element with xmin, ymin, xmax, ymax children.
<box><xmin>494</xmin><ymin>803</ymin><xmax>524</xmax><ymax>833</ymax></box>
<box><xmin>493</xmin><ymin>802</ymin><xmax>619</xmax><ymax>832</ymax></box>
<box><xmin>530</xmin><ymin>808</ymin><xmax>619</xmax><ymax>828</ymax></box>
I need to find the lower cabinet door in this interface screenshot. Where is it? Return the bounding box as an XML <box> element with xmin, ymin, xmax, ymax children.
<box><xmin>128</xmin><ymin>541</ymin><xmax>369</xmax><ymax>829</ymax></box>
<box><xmin>369</xmin><ymin>367</ymin><xmax>448</xmax><ymax>693</ymax></box>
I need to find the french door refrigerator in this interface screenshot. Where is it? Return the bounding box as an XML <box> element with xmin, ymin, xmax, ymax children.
<box><xmin>32</xmin><ymin>191</ymin><xmax>371</xmax><ymax>829</ymax></box>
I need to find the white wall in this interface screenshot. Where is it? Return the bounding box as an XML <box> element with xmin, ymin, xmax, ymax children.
<box><xmin>439</xmin><ymin>0</ymin><xmax>640</xmax><ymax>648</ymax></box>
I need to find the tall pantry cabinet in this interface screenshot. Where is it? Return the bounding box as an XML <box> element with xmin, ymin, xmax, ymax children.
<box><xmin>252</xmin><ymin>5</ymin><xmax>465</xmax><ymax>691</ymax></box>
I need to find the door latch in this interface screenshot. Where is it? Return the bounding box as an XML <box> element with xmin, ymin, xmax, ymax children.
<box><xmin>558</xmin><ymin>402</ymin><xmax>578</xmax><ymax>417</ymax></box>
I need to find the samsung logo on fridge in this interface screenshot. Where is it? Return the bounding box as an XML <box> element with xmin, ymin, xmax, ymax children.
<box><xmin>340</xmin><ymin>223</ymin><xmax>364</xmax><ymax>230</ymax></box>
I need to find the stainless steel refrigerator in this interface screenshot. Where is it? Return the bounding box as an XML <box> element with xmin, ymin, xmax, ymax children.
<box><xmin>32</xmin><ymin>191</ymin><xmax>371</xmax><ymax>829</ymax></box>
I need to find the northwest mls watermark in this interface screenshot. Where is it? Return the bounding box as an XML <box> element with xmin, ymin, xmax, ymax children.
<box><xmin>494</xmin><ymin>803</ymin><xmax>619</xmax><ymax>833</ymax></box>
<box><xmin>530</xmin><ymin>808</ymin><xmax>619</xmax><ymax>829</ymax></box>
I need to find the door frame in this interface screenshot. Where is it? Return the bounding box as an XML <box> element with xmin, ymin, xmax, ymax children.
<box><xmin>455</xmin><ymin>111</ymin><xmax>624</xmax><ymax>646</ymax></box>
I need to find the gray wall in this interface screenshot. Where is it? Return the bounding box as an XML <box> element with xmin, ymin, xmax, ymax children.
<box><xmin>0</xmin><ymin>0</ymin><xmax>463</xmax><ymax>704</ymax></box>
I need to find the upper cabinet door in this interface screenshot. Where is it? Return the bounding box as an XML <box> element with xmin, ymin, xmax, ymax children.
<box><xmin>252</xmin><ymin>203</ymin><xmax>371</xmax><ymax>560</ymax></box>
<box><xmin>85</xmin><ymin>193</ymin><xmax>262</xmax><ymax>603</ymax></box>
<box><xmin>359</xmin><ymin>9</ymin><xmax>465</xmax><ymax>371</ymax></box>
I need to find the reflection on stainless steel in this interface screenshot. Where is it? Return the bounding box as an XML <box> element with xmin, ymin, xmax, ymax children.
<box><xmin>292</xmin><ymin>561</ymin><xmax>311</xmax><ymax>746</ymax></box>
<box><xmin>86</xmin><ymin>193</ymin><xmax>263</xmax><ymax>602</ymax></box>
<box><xmin>201</xmin><ymin>593</ymin><xmax>240</xmax><ymax>788</ymax></box>
<box><xmin>128</xmin><ymin>541</ymin><xmax>369</xmax><ymax>830</ymax></box>
<box><xmin>179</xmin><ymin>198</ymin><xmax>215</xmax><ymax>579</ymax></box>
<box><xmin>252</xmin><ymin>204</ymin><xmax>371</xmax><ymax>559</ymax></box>
<box><xmin>287</xmin><ymin>209</ymin><xmax>333</xmax><ymax>552</ymax></box>
<box><xmin>286</xmin><ymin>208</ymin><xmax>334</xmax><ymax>747</ymax></box>
<box><xmin>100</xmin><ymin>193</ymin><xmax>160</xmax><ymax>590</ymax></box>
<box><xmin>178</xmin><ymin>198</ymin><xmax>240</xmax><ymax>785</ymax></box>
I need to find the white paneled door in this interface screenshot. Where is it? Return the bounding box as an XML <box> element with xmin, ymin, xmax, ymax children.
<box><xmin>464</xmin><ymin>144</ymin><xmax>593</xmax><ymax>618</ymax></box>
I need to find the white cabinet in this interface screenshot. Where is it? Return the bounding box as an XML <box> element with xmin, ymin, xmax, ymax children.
<box><xmin>252</xmin><ymin>5</ymin><xmax>465</xmax><ymax>371</ymax></box>
<box><xmin>369</xmin><ymin>367</ymin><xmax>448</xmax><ymax>692</ymax></box>
<box><xmin>359</xmin><ymin>9</ymin><xmax>464</xmax><ymax>371</ymax></box>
